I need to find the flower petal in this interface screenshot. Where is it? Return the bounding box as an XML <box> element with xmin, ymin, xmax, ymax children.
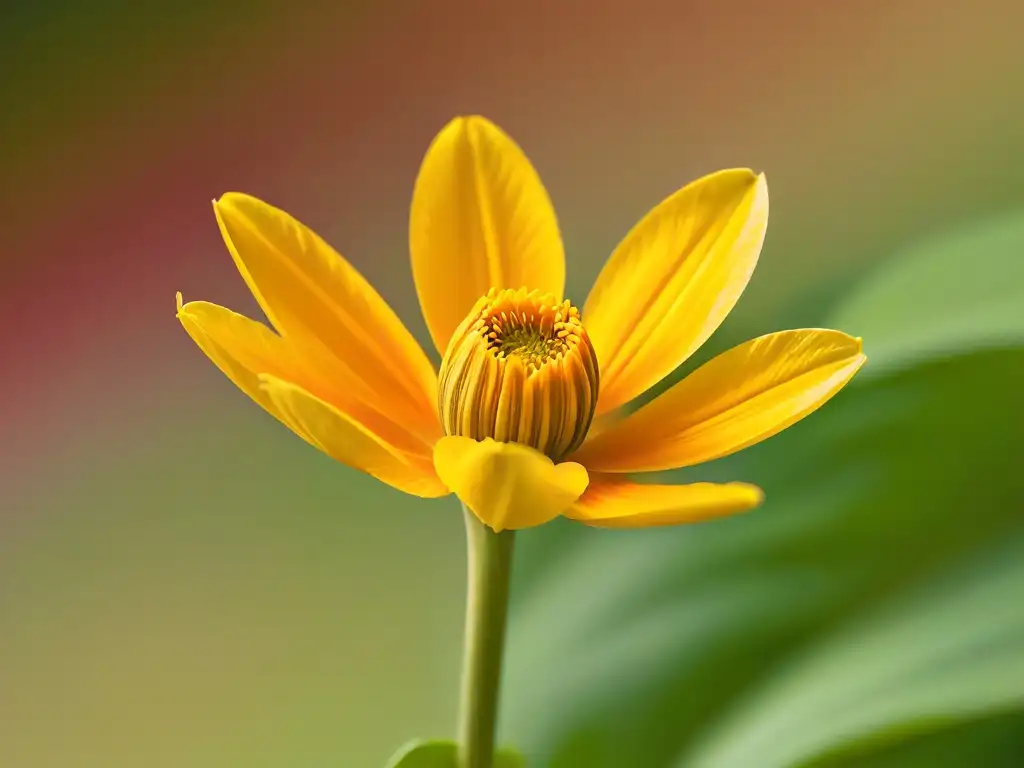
<box><xmin>584</xmin><ymin>169</ymin><xmax>769</xmax><ymax>414</ymax></box>
<box><xmin>573</xmin><ymin>329</ymin><xmax>865</xmax><ymax>472</ymax></box>
<box><xmin>178</xmin><ymin>295</ymin><xmax>446</xmax><ymax>498</ymax></box>
<box><xmin>214</xmin><ymin>192</ymin><xmax>440</xmax><ymax>445</ymax></box>
<box><xmin>177</xmin><ymin>295</ymin><xmax>434</xmax><ymax>460</ymax></box>
<box><xmin>410</xmin><ymin>116</ymin><xmax>565</xmax><ymax>355</ymax></box>
<box><xmin>566</xmin><ymin>476</ymin><xmax>763</xmax><ymax>528</ymax></box>
<box><xmin>176</xmin><ymin>295</ymin><xmax>302</xmax><ymax>421</ymax></box>
<box><xmin>260</xmin><ymin>375</ymin><xmax>450</xmax><ymax>498</ymax></box>
<box><xmin>433</xmin><ymin>437</ymin><xmax>588</xmax><ymax>532</ymax></box>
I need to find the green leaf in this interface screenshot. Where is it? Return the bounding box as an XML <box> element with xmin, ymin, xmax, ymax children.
<box><xmin>808</xmin><ymin>710</ymin><xmax>1024</xmax><ymax>767</ymax></box>
<box><xmin>831</xmin><ymin>209</ymin><xmax>1024</xmax><ymax>377</ymax></box>
<box><xmin>494</xmin><ymin>746</ymin><xmax>528</xmax><ymax>768</ymax></box>
<box><xmin>385</xmin><ymin>740</ymin><xmax>457</xmax><ymax>768</ymax></box>
<box><xmin>384</xmin><ymin>739</ymin><xmax>526</xmax><ymax>767</ymax></box>
<box><xmin>680</xmin><ymin>523</ymin><xmax>1024</xmax><ymax>768</ymax></box>
<box><xmin>502</xmin><ymin>295</ymin><xmax>1024</xmax><ymax>765</ymax></box>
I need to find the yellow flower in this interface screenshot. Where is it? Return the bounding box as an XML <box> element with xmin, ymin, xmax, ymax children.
<box><xmin>177</xmin><ymin>116</ymin><xmax>865</xmax><ymax>533</ymax></box>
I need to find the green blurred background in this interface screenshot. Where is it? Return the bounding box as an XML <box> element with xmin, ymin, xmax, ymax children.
<box><xmin>1</xmin><ymin>1</ymin><xmax>1022</xmax><ymax>766</ymax></box>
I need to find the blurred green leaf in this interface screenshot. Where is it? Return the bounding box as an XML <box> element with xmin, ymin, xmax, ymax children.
<box><xmin>808</xmin><ymin>710</ymin><xmax>1024</xmax><ymax>767</ymax></box>
<box><xmin>385</xmin><ymin>740</ymin><xmax>526</xmax><ymax>767</ymax></box>
<box><xmin>502</xmin><ymin>238</ymin><xmax>1024</xmax><ymax>767</ymax></box>
<box><xmin>680</xmin><ymin>524</ymin><xmax>1024</xmax><ymax>768</ymax></box>
<box><xmin>385</xmin><ymin>740</ymin><xmax>456</xmax><ymax>768</ymax></box>
<box><xmin>495</xmin><ymin>747</ymin><xmax>528</xmax><ymax>768</ymax></box>
<box><xmin>831</xmin><ymin>209</ymin><xmax>1024</xmax><ymax>376</ymax></box>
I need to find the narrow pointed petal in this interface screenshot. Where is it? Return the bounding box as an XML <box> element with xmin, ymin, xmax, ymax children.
<box><xmin>410</xmin><ymin>116</ymin><xmax>565</xmax><ymax>355</ymax></box>
<box><xmin>178</xmin><ymin>296</ymin><xmax>434</xmax><ymax>461</ymax></box>
<box><xmin>584</xmin><ymin>169</ymin><xmax>769</xmax><ymax>414</ymax></box>
<box><xmin>566</xmin><ymin>476</ymin><xmax>763</xmax><ymax>528</ymax></box>
<box><xmin>177</xmin><ymin>296</ymin><xmax>304</xmax><ymax>422</ymax></box>
<box><xmin>433</xmin><ymin>437</ymin><xmax>588</xmax><ymax>532</ymax></box>
<box><xmin>574</xmin><ymin>329</ymin><xmax>865</xmax><ymax>472</ymax></box>
<box><xmin>260</xmin><ymin>375</ymin><xmax>450</xmax><ymax>498</ymax></box>
<box><xmin>214</xmin><ymin>193</ymin><xmax>441</xmax><ymax>445</ymax></box>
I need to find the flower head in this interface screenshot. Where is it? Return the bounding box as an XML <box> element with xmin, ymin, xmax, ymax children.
<box><xmin>178</xmin><ymin>116</ymin><xmax>865</xmax><ymax>532</ymax></box>
<box><xmin>438</xmin><ymin>287</ymin><xmax>599</xmax><ymax>462</ymax></box>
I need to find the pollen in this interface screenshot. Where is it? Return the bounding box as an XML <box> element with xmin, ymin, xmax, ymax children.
<box><xmin>438</xmin><ymin>287</ymin><xmax>600</xmax><ymax>462</ymax></box>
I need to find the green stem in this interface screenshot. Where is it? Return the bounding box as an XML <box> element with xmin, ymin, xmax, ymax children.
<box><xmin>457</xmin><ymin>504</ymin><xmax>515</xmax><ymax>768</ymax></box>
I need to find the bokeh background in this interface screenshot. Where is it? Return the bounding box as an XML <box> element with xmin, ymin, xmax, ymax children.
<box><xmin>2</xmin><ymin>1</ymin><xmax>1023</xmax><ymax>766</ymax></box>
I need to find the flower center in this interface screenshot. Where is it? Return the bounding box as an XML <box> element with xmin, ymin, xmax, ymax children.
<box><xmin>438</xmin><ymin>287</ymin><xmax>600</xmax><ymax>461</ymax></box>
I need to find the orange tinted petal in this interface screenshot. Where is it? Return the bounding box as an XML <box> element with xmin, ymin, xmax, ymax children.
<box><xmin>261</xmin><ymin>375</ymin><xmax>449</xmax><ymax>498</ymax></box>
<box><xmin>566</xmin><ymin>475</ymin><xmax>763</xmax><ymax>528</ymax></box>
<box><xmin>410</xmin><ymin>116</ymin><xmax>565</xmax><ymax>355</ymax></box>
<box><xmin>574</xmin><ymin>329</ymin><xmax>865</xmax><ymax>472</ymax></box>
<box><xmin>177</xmin><ymin>296</ymin><xmax>303</xmax><ymax>423</ymax></box>
<box><xmin>214</xmin><ymin>193</ymin><xmax>440</xmax><ymax>445</ymax></box>
<box><xmin>178</xmin><ymin>295</ymin><xmax>433</xmax><ymax>461</ymax></box>
<box><xmin>584</xmin><ymin>170</ymin><xmax>768</xmax><ymax>414</ymax></box>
